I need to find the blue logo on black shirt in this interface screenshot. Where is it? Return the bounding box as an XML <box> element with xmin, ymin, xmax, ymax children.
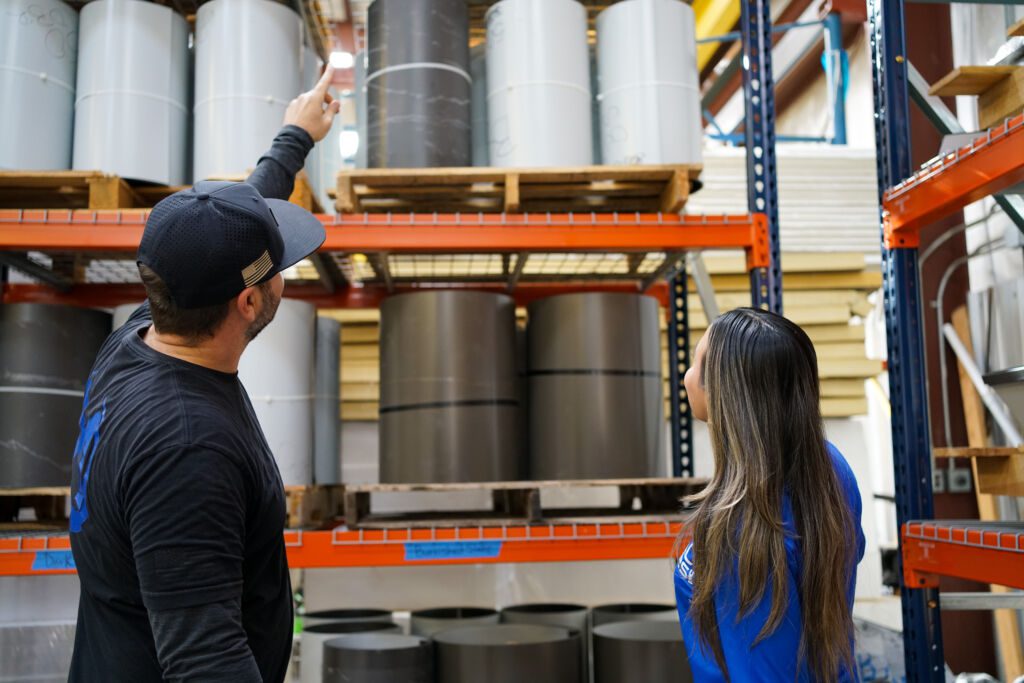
<box><xmin>70</xmin><ymin>378</ymin><xmax>105</xmax><ymax>533</ymax></box>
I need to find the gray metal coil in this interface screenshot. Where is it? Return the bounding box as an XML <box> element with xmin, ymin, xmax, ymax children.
<box><xmin>435</xmin><ymin>624</ymin><xmax>582</xmax><ymax>683</ymax></box>
<box><xmin>500</xmin><ymin>603</ymin><xmax>589</xmax><ymax>677</ymax></box>
<box><xmin>380</xmin><ymin>292</ymin><xmax>521</xmax><ymax>483</ymax></box>
<box><xmin>313</xmin><ymin>317</ymin><xmax>341</xmax><ymax>485</ymax></box>
<box><xmin>590</xmin><ymin>603</ymin><xmax>677</xmax><ymax>627</ymax></box>
<box><xmin>0</xmin><ymin>304</ymin><xmax>111</xmax><ymax>487</ymax></box>
<box><xmin>323</xmin><ymin>634</ymin><xmax>433</xmax><ymax>683</ymax></box>
<box><xmin>366</xmin><ymin>0</ymin><xmax>470</xmax><ymax>167</ymax></box>
<box><xmin>300</xmin><ymin>621</ymin><xmax>402</xmax><ymax>683</ymax></box>
<box><xmin>592</xmin><ymin>620</ymin><xmax>693</xmax><ymax>683</ymax></box>
<box><xmin>527</xmin><ymin>293</ymin><xmax>663</xmax><ymax>479</ymax></box>
<box><xmin>410</xmin><ymin>607</ymin><xmax>500</xmax><ymax>637</ymax></box>
<box><xmin>304</xmin><ymin>608</ymin><xmax>393</xmax><ymax>628</ymax></box>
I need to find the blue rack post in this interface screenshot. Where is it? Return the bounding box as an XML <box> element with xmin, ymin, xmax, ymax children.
<box><xmin>867</xmin><ymin>1</ymin><xmax>945</xmax><ymax>680</ymax></box>
<box><xmin>740</xmin><ymin>0</ymin><xmax>783</xmax><ymax>315</ymax></box>
<box><xmin>668</xmin><ymin>268</ymin><xmax>693</xmax><ymax>477</ymax></box>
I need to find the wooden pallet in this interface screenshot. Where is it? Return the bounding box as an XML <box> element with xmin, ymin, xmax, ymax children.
<box><xmin>0</xmin><ymin>170</ymin><xmax>322</xmax><ymax>212</ymax></box>
<box><xmin>335</xmin><ymin>164</ymin><xmax>703</xmax><ymax>214</ymax></box>
<box><xmin>930</xmin><ymin>65</ymin><xmax>1024</xmax><ymax>130</ymax></box>
<box><xmin>934</xmin><ymin>446</ymin><xmax>1024</xmax><ymax>497</ymax></box>
<box><xmin>0</xmin><ymin>484</ymin><xmax>344</xmax><ymax>529</ymax></box>
<box><xmin>343</xmin><ymin>477</ymin><xmax>707</xmax><ymax>529</ymax></box>
<box><xmin>285</xmin><ymin>484</ymin><xmax>345</xmax><ymax>529</ymax></box>
<box><xmin>0</xmin><ymin>487</ymin><xmax>69</xmax><ymax>524</ymax></box>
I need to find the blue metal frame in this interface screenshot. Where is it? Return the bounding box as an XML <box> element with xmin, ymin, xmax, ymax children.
<box><xmin>668</xmin><ymin>268</ymin><xmax>693</xmax><ymax>477</ymax></box>
<box><xmin>867</xmin><ymin>1</ymin><xmax>945</xmax><ymax>680</ymax></box>
<box><xmin>823</xmin><ymin>12</ymin><xmax>849</xmax><ymax>145</ymax></box>
<box><xmin>740</xmin><ymin>0</ymin><xmax>783</xmax><ymax>314</ymax></box>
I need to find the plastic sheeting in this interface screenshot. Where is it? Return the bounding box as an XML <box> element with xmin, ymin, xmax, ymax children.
<box><xmin>193</xmin><ymin>0</ymin><xmax>302</xmax><ymax>180</ymax></box>
<box><xmin>73</xmin><ymin>0</ymin><xmax>190</xmax><ymax>184</ymax></box>
<box><xmin>238</xmin><ymin>298</ymin><xmax>315</xmax><ymax>486</ymax></box>
<box><xmin>485</xmin><ymin>0</ymin><xmax>592</xmax><ymax>167</ymax></box>
<box><xmin>596</xmin><ymin>0</ymin><xmax>702</xmax><ymax>166</ymax></box>
<box><xmin>0</xmin><ymin>0</ymin><xmax>77</xmax><ymax>170</ymax></box>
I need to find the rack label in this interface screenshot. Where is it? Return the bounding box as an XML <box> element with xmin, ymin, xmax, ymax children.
<box><xmin>32</xmin><ymin>551</ymin><xmax>76</xmax><ymax>571</ymax></box>
<box><xmin>404</xmin><ymin>541</ymin><xmax>503</xmax><ymax>562</ymax></box>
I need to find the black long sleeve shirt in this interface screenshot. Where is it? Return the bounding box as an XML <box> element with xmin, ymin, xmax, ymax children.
<box><xmin>69</xmin><ymin>125</ymin><xmax>314</xmax><ymax>683</ymax></box>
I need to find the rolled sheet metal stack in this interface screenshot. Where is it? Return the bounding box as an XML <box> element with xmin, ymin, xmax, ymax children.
<box><xmin>527</xmin><ymin>293</ymin><xmax>663</xmax><ymax>479</ymax></box>
<box><xmin>73</xmin><ymin>0</ymin><xmax>190</xmax><ymax>184</ymax></box>
<box><xmin>0</xmin><ymin>304</ymin><xmax>111</xmax><ymax>487</ymax></box>
<box><xmin>237</xmin><ymin>299</ymin><xmax>316</xmax><ymax>486</ymax></box>
<box><xmin>366</xmin><ymin>0</ymin><xmax>470</xmax><ymax>167</ymax></box>
<box><xmin>323</xmin><ymin>633</ymin><xmax>433</xmax><ymax>683</ymax></box>
<box><xmin>379</xmin><ymin>292</ymin><xmax>521</xmax><ymax>483</ymax></box>
<box><xmin>304</xmin><ymin>608</ymin><xmax>393</xmax><ymax>629</ymax></box>
<box><xmin>435</xmin><ymin>624</ymin><xmax>582</xmax><ymax>683</ymax></box>
<box><xmin>410</xmin><ymin>607</ymin><xmax>500</xmax><ymax>637</ymax></box>
<box><xmin>300</xmin><ymin>621</ymin><xmax>401</xmax><ymax>683</ymax></box>
<box><xmin>193</xmin><ymin>0</ymin><xmax>302</xmax><ymax>180</ymax></box>
<box><xmin>313</xmin><ymin>317</ymin><xmax>341</xmax><ymax>485</ymax></box>
<box><xmin>591</xmin><ymin>603</ymin><xmax>677</xmax><ymax>626</ymax></box>
<box><xmin>485</xmin><ymin>0</ymin><xmax>592</xmax><ymax>167</ymax></box>
<box><xmin>596</xmin><ymin>0</ymin><xmax>702</xmax><ymax>166</ymax></box>
<box><xmin>470</xmin><ymin>44</ymin><xmax>489</xmax><ymax>167</ymax></box>
<box><xmin>354</xmin><ymin>50</ymin><xmax>368</xmax><ymax>169</ymax></box>
<box><xmin>592</xmin><ymin>620</ymin><xmax>693</xmax><ymax>683</ymax></box>
<box><xmin>500</xmin><ymin>603</ymin><xmax>590</xmax><ymax>677</ymax></box>
<box><xmin>0</xmin><ymin>0</ymin><xmax>78</xmax><ymax>170</ymax></box>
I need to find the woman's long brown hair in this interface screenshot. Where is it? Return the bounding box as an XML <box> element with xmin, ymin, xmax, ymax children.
<box><xmin>681</xmin><ymin>308</ymin><xmax>857</xmax><ymax>681</ymax></box>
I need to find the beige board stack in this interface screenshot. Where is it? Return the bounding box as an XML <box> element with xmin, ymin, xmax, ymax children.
<box><xmin>323</xmin><ymin>252</ymin><xmax>882</xmax><ymax>422</ymax></box>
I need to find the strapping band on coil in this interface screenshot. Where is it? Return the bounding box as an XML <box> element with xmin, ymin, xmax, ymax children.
<box><xmin>379</xmin><ymin>398</ymin><xmax>519</xmax><ymax>414</ymax></box>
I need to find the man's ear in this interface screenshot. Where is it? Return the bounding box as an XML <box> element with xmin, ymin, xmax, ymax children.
<box><xmin>235</xmin><ymin>286</ymin><xmax>259</xmax><ymax>323</ymax></box>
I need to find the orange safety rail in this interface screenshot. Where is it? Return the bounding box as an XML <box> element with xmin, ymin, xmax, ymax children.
<box><xmin>882</xmin><ymin>114</ymin><xmax>1024</xmax><ymax>249</ymax></box>
<box><xmin>902</xmin><ymin>521</ymin><xmax>1024</xmax><ymax>590</ymax></box>
<box><xmin>0</xmin><ymin>522</ymin><xmax>686</xmax><ymax>576</ymax></box>
<box><xmin>0</xmin><ymin>210</ymin><xmax>769</xmax><ymax>269</ymax></box>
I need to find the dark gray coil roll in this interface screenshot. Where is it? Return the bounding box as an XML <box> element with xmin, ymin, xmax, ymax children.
<box><xmin>410</xmin><ymin>607</ymin><xmax>500</xmax><ymax>637</ymax></box>
<box><xmin>500</xmin><ymin>603</ymin><xmax>589</xmax><ymax>677</ymax></box>
<box><xmin>379</xmin><ymin>292</ymin><xmax>520</xmax><ymax>483</ymax></box>
<box><xmin>591</xmin><ymin>603</ymin><xmax>677</xmax><ymax>627</ymax></box>
<box><xmin>0</xmin><ymin>304</ymin><xmax>111</xmax><ymax>487</ymax></box>
<box><xmin>304</xmin><ymin>608</ymin><xmax>393</xmax><ymax>628</ymax></box>
<box><xmin>301</xmin><ymin>621</ymin><xmax>402</xmax><ymax>683</ymax></box>
<box><xmin>435</xmin><ymin>624</ymin><xmax>581</xmax><ymax>683</ymax></box>
<box><xmin>366</xmin><ymin>0</ymin><xmax>470</xmax><ymax>167</ymax></box>
<box><xmin>527</xmin><ymin>293</ymin><xmax>663</xmax><ymax>480</ymax></box>
<box><xmin>323</xmin><ymin>633</ymin><xmax>433</xmax><ymax>683</ymax></box>
<box><xmin>592</xmin><ymin>620</ymin><xmax>693</xmax><ymax>683</ymax></box>
<box><xmin>313</xmin><ymin>317</ymin><xmax>341</xmax><ymax>485</ymax></box>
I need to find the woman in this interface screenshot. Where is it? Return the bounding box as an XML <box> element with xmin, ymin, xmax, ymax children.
<box><xmin>674</xmin><ymin>308</ymin><xmax>865</xmax><ymax>682</ymax></box>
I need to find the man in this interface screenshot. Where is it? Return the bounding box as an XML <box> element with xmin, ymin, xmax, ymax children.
<box><xmin>68</xmin><ymin>67</ymin><xmax>341</xmax><ymax>682</ymax></box>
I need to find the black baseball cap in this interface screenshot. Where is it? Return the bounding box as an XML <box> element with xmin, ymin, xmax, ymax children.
<box><xmin>138</xmin><ymin>181</ymin><xmax>326</xmax><ymax>308</ymax></box>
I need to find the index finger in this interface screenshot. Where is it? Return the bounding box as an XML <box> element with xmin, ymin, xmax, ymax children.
<box><xmin>313</xmin><ymin>65</ymin><xmax>336</xmax><ymax>96</ymax></box>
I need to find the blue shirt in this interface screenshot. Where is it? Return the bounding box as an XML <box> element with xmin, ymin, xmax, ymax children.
<box><xmin>674</xmin><ymin>442</ymin><xmax>865</xmax><ymax>682</ymax></box>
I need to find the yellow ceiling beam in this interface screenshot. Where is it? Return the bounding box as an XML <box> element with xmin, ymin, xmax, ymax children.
<box><xmin>694</xmin><ymin>0</ymin><xmax>742</xmax><ymax>71</ymax></box>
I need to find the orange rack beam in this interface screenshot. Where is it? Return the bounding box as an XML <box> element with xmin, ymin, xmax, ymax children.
<box><xmin>902</xmin><ymin>521</ymin><xmax>1024</xmax><ymax>590</ymax></box>
<box><xmin>0</xmin><ymin>210</ymin><xmax>769</xmax><ymax>267</ymax></box>
<box><xmin>882</xmin><ymin>114</ymin><xmax>1024</xmax><ymax>248</ymax></box>
<box><xmin>0</xmin><ymin>521</ymin><xmax>685</xmax><ymax>576</ymax></box>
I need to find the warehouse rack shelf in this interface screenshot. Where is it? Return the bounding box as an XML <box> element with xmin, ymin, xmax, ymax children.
<box><xmin>902</xmin><ymin>522</ymin><xmax>1024</xmax><ymax>592</ymax></box>
<box><xmin>870</xmin><ymin>2</ymin><xmax>1024</xmax><ymax>680</ymax></box>
<box><xmin>0</xmin><ymin>520</ymin><xmax>685</xmax><ymax>576</ymax></box>
<box><xmin>0</xmin><ymin>0</ymin><xmax>783</xmax><ymax>571</ymax></box>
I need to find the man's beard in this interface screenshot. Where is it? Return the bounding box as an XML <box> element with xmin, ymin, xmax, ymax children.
<box><xmin>245</xmin><ymin>282</ymin><xmax>281</xmax><ymax>341</ymax></box>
